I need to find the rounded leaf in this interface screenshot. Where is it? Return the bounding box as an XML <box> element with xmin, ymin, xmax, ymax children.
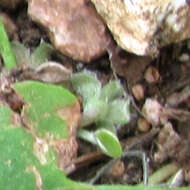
<box><xmin>80</xmin><ymin>98</ymin><xmax>108</xmax><ymax>127</ymax></box>
<box><xmin>95</xmin><ymin>129</ymin><xmax>122</xmax><ymax>158</ymax></box>
<box><xmin>71</xmin><ymin>71</ymin><xmax>101</xmax><ymax>104</ymax></box>
<box><xmin>107</xmin><ymin>99</ymin><xmax>130</xmax><ymax>125</ymax></box>
<box><xmin>100</xmin><ymin>80</ymin><xmax>125</xmax><ymax>102</ymax></box>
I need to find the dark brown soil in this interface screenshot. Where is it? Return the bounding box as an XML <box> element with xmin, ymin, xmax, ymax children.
<box><xmin>1</xmin><ymin>2</ymin><xmax>190</xmax><ymax>186</ymax></box>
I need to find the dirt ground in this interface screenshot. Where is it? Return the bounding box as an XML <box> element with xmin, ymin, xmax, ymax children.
<box><xmin>1</xmin><ymin>2</ymin><xmax>190</xmax><ymax>187</ymax></box>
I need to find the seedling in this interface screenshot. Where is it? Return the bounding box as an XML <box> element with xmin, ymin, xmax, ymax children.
<box><xmin>11</xmin><ymin>40</ymin><xmax>53</xmax><ymax>67</ymax></box>
<box><xmin>71</xmin><ymin>71</ymin><xmax>130</xmax><ymax>158</ymax></box>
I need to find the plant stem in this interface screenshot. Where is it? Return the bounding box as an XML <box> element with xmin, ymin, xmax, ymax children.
<box><xmin>78</xmin><ymin>129</ymin><xmax>97</xmax><ymax>145</ymax></box>
<box><xmin>0</xmin><ymin>18</ymin><xmax>17</xmax><ymax>71</ymax></box>
<box><xmin>148</xmin><ymin>163</ymin><xmax>179</xmax><ymax>185</ymax></box>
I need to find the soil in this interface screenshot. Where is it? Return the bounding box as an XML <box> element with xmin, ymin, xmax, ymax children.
<box><xmin>1</xmin><ymin>2</ymin><xmax>190</xmax><ymax>187</ymax></box>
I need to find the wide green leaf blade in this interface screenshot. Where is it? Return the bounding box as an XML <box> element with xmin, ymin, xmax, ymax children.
<box><xmin>95</xmin><ymin>129</ymin><xmax>122</xmax><ymax>158</ymax></box>
<box><xmin>100</xmin><ymin>81</ymin><xmax>125</xmax><ymax>102</ymax></box>
<box><xmin>80</xmin><ymin>98</ymin><xmax>108</xmax><ymax>127</ymax></box>
<box><xmin>107</xmin><ymin>99</ymin><xmax>130</xmax><ymax>125</ymax></box>
<box><xmin>13</xmin><ymin>81</ymin><xmax>78</xmax><ymax>139</ymax></box>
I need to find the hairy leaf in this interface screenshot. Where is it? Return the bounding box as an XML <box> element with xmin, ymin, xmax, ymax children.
<box><xmin>100</xmin><ymin>81</ymin><xmax>124</xmax><ymax>102</ymax></box>
<box><xmin>71</xmin><ymin>71</ymin><xmax>101</xmax><ymax>104</ymax></box>
<box><xmin>107</xmin><ymin>99</ymin><xmax>130</xmax><ymax>125</ymax></box>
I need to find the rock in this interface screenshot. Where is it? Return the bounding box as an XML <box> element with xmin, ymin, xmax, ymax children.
<box><xmin>28</xmin><ymin>0</ymin><xmax>109</xmax><ymax>62</ymax></box>
<box><xmin>91</xmin><ymin>0</ymin><xmax>190</xmax><ymax>56</ymax></box>
<box><xmin>0</xmin><ymin>0</ymin><xmax>24</xmax><ymax>10</ymax></box>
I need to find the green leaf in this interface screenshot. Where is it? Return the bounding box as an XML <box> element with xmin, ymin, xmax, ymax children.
<box><xmin>11</xmin><ymin>41</ymin><xmax>53</xmax><ymax>67</ymax></box>
<box><xmin>96</xmin><ymin>120</ymin><xmax>116</xmax><ymax>134</ymax></box>
<box><xmin>13</xmin><ymin>81</ymin><xmax>78</xmax><ymax>139</ymax></box>
<box><xmin>95</xmin><ymin>129</ymin><xmax>122</xmax><ymax>158</ymax></box>
<box><xmin>107</xmin><ymin>99</ymin><xmax>130</xmax><ymax>125</ymax></box>
<box><xmin>11</xmin><ymin>41</ymin><xmax>31</xmax><ymax>65</ymax></box>
<box><xmin>31</xmin><ymin>41</ymin><xmax>53</xmax><ymax>67</ymax></box>
<box><xmin>80</xmin><ymin>98</ymin><xmax>108</xmax><ymax>127</ymax></box>
<box><xmin>100</xmin><ymin>81</ymin><xmax>125</xmax><ymax>102</ymax></box>
<box><xmin>78</xmin><ymin>129</ymin><xmax>97</xmax><ymax>145</ymax></box>
<box><xmin>0</xmin><ymin>83</ymin><xmax>189</xmax><ymax>190</ymax></box>
<box><xmin>0</xmin><ymin>18</ymin><xmax>17</xmax><ymax>71</ymax></box>
<box><xmin>71</xmin><ymin>71</ymin><xmax>101</xmax><ymax>104</ymax></box>
<box><xmin>0</xmin><ymin>106</ymin><xmax>12</xmax><ymax>127</ymax></box>
<box><xmin>0</xmin><ymin>127</ymin><xmax>38</xmax><ymax>190</ymax></box>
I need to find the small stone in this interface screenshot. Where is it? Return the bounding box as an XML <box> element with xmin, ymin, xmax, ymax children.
<box><xmin>137</xmin><ymin>118</ymin><xmax>150</xmax><ymax>132</ymax></box>
<box><xmin>178</xmin><ymin>54</ymin><xmax>190</xmax><ymax>62</ymax></box>
<box><xmin>91</xmin><ymin>0</ymin><xmax>190</xmax><ymax>56</ymax></box>
<box><xmin>110</xmin><ymin>160</ymin><xmax>125</xmax><ymax>177</ymax></box>
<box><xmin>144</xmin><ymin>66</ymin><xmax>160</xmax><ymax>84</ymax></box>
<box><xmin>28</xmin><ymin>0</ymin><xmax>109</xmax><ymax>62</ymax></box>
<box><xmin>142</xmin><ymin>98</ymin><xmax>163</xmax><ymax>126</ymax></box>
<box><xmin>132</xmin><ymin>84</ymin><xmax>144</xmax><ymax>100</ymax></box>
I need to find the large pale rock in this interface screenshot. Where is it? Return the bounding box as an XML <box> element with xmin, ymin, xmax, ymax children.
<box><xmin>28</xmin><ymin>0</ymin><xmax>109</xmax><ymax>62</ymax></box>
<box><xmin>91</xmin><ymin>0</ymin><xmax>190</xmax><ymax>56</ymax></box>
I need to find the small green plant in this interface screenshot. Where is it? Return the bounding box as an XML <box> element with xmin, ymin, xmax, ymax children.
<box><xmin>71</xmin><ymin>71</ymin><xmax>130</xmax><ymax>158</ymax></box>
<box><xmin>0</xmin><ymin>18</ymin><xmax>17</xmax><ymax>71</ymax></box>
<box><xmin>11</xmin><ymin>40</ymin><xmax>53</xmax><ymax>67</ymax></box>
<box><xmin>0</xmin><ymin>18</ymin><xmax>53</xmax><ymax>71</ymax></box>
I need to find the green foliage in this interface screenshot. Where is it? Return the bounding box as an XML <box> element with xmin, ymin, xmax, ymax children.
<box><xmin>100</xmin><ymin>80</ymin><xmax>125</xmax><ymax>102</ymax></box>
<box><xmin>11</xmin><ymin>40</ymin><xmax>53</xmax><ymax>67</ymax></box>
<box><xmin>95</xmin><ymin>129</ymin><xmax>122</xmax><ymax>158</ymax></box>
<box><xmin>0</xmin><ymin>105</ymin><xmax>186</xmax><ymax>189</ymax></box>
<box><xmin>0</xmin><ymin>18</ymin><xmax>52</xmax><ymax>71</ymax></box>
<box><xmin>13</xmin><ymin>81</ymin><xmax>77</xmax><ymax>139</ymax></box>
<box><xmin>0</xmin><ymin>79</ymin><xmax>188</xmax><ymax>189</ymax></box>
<box><xmin>31</xmin><ymin>41</ymin><xmax>53</xmax><ymax>67</ymax></box>
<box><xmin>0</xmin><ymin>105</ymin><xmax>89</xmax><ymax>190</ymax></box>
<box><xmin>0</xmin><ymin>16</ymin><xmax>188</xmax><ymax>190</ymax></box>
<box><xmin>72</xmin><ymin>71</ymin><xmax>130</xmax><ymax>158</ymax></box>
<box><xmin>71</xmin><ymin>71</ymin><xmax>101</xmax><ymax>104</ymax></box>
<box><xmin>0</xmin><ymin>18</ymin><xmax>17</xmax><ymax>71</ymax></box>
